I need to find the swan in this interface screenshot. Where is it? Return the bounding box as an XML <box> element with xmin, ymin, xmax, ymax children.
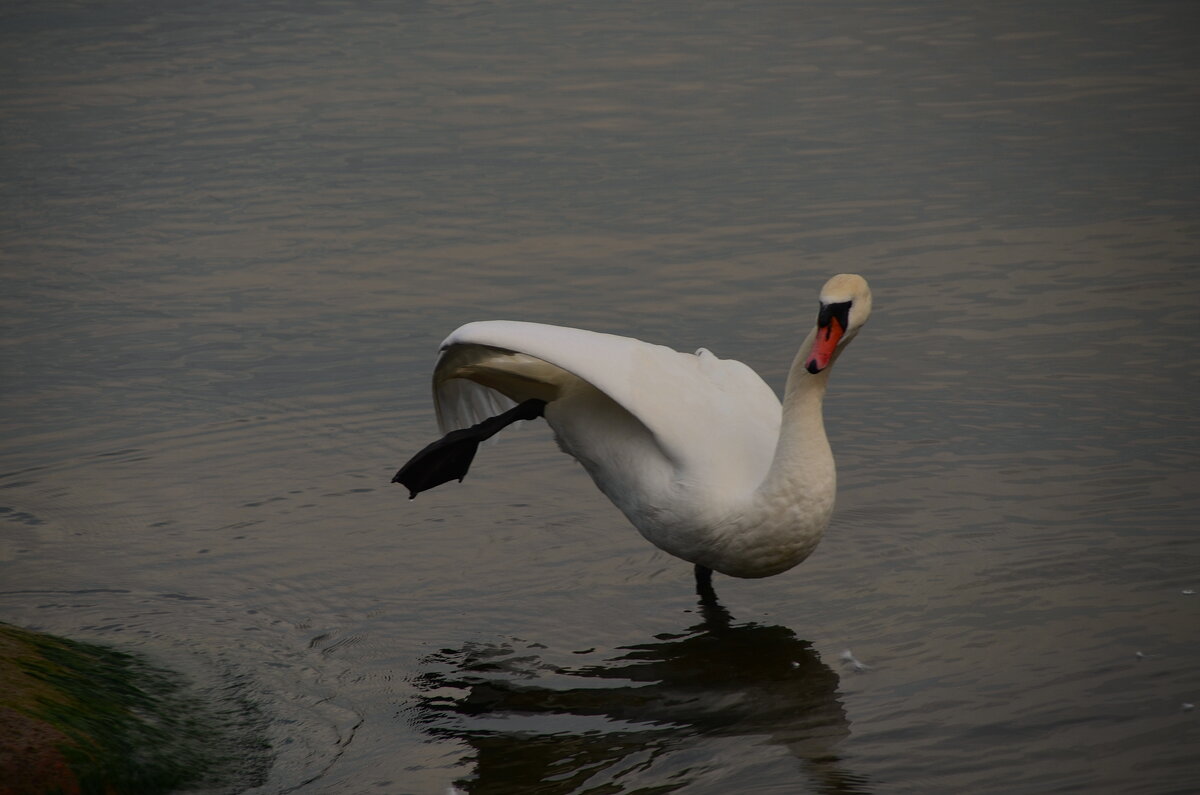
<box><xmin>393</xmin><ymin>273</ymin><xmax>872</xmax><ymax>597</ymax></box>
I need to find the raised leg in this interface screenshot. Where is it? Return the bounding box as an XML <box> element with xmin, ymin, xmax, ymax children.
<box><xmin>392</xmin><ymin>398</ymin><xmax>546</xmax><ymax>499</ymax></box>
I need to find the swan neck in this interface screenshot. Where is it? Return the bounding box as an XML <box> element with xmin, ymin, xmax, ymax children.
<box><xmin>761</xmin><ymin>327</ymin><xmax>834</xmax><ymax>496</ymax></box>
<box><xmin>784</xmin><ymin>328</ymin><xmax>830</xmax><ymax>409</ymax></box>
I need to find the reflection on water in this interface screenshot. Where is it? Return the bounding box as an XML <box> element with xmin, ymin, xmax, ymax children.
<box><xmin>414</xmin><ymin>600</ymin><xmax>870</xmax><ymax>794</ymax></box>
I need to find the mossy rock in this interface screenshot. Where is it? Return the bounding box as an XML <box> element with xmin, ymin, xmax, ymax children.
<box><xmin>0</xmin><ymin>622</ymin><xmax>268</xmax><ymax>794</ymax></box>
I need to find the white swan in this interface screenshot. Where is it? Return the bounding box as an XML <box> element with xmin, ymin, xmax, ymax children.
<box><xmin>394</xmin><ymin>273</ymin><xmax>872</xmax><ymax>595</ymax></box>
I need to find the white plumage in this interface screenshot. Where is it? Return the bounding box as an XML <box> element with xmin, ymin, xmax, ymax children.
<box><xmin>399</xmin><ymin>274</ymin><xmax>872</xmax><ymax>584</ymax></box>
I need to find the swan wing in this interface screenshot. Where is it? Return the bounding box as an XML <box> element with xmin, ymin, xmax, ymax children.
<box><xmin>430</xmin><ymin>320</ymin><xmax>782</xmax><ymax>488</ymax></box>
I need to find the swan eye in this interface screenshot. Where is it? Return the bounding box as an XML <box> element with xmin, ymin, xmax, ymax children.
<box><xmin>817</xmin><ymin>300</ymin><xmax>851</xmax><ymax>334</ymax></box>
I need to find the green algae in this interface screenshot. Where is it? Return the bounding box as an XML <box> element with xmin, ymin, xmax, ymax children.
<box><xmin>0</xmin><ymin>622</ymin><xmax>270</xmax><ymax>794</ymax></box>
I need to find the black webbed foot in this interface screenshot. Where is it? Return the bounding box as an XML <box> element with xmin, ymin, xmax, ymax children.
<box><xmin>392</xmin><ymin>398</ymin><xmax>547</xmax><ymax>499</ymax></box>
<box><xmin>392</xmin><ymin>429</ymin><xmax>482</xmax><ymax>498</ymax></box>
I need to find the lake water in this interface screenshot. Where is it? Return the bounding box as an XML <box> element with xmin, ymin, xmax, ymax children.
<box><xmin>2</xmin><ymin>1</ymin><xmax>1198</xmax><ymax>792</ymax></box>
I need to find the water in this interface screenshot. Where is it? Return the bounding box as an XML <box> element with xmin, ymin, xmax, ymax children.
<box><xmin>2</xmin><ymin>1</ymin><xmax>1198</xmax><ymax>792</ymax></box>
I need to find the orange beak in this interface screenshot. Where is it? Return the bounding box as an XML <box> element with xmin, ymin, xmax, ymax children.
<box><xmin>805</xmin><ymin>316</ymin><xmax>845</xmax><ymax>373</ymax></box>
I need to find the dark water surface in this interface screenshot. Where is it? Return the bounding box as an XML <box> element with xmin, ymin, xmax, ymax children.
<box><xmin>3</xmin><ymin>1</ymin><xmax>1198</xmax><ymax>792</ymax></box>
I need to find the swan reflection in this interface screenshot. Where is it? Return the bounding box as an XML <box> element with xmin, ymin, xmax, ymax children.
<box><xmin>412</xmin><ymin>600</ymin><xmax>871</xmax><ymax>794</ymax></box>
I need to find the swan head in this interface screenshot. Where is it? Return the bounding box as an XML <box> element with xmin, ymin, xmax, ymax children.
<box><xmin>805</xmin><ymin>273</ymin><xmax>872</xmax><ymax>374</ymax></box>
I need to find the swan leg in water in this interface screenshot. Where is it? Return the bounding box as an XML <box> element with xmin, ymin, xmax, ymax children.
<box><xmin>392</xmin><ymin>398</ymin><xmax>547</xmax><ymax>499</ymax></box>
<box><xmin>694</xmin><ymin>564</ymin><xmax>717</xmax><ymax>603</ymax></box>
